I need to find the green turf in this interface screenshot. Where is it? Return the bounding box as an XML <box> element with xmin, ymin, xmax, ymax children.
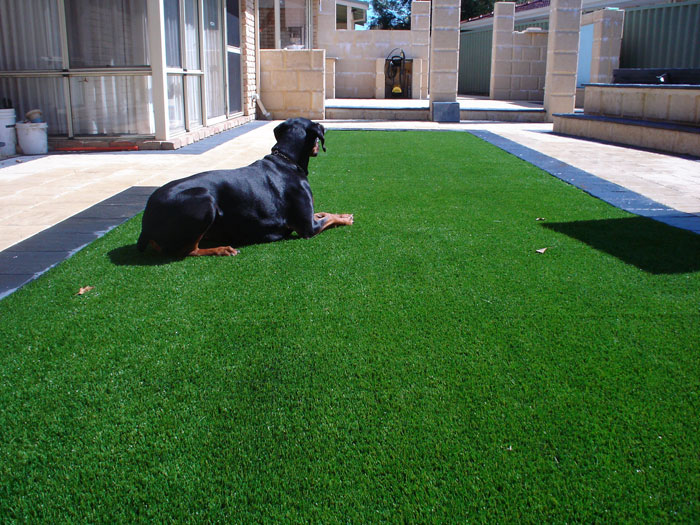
<box><xmin>1</xmin><ymin>130</ymin><xmax>699</xmax><ymax>522</ymax></box>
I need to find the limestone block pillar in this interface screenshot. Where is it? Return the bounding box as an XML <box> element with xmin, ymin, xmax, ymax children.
<box><xmin>429</xmin><ymin>0</ymin><xmax>461</xmax><ymax>121</ymax></box>
<box><xmin>543</xmin><ymin>0</ymin><xmax>583</xmax><ymax>120</ymax></box>
<box><xmin>589</xmin><ymin>8</ymin><xmax>625</xmax><ymax>84</ymax></box>
<box><xmin>489</xmin><ymin>2</ymin><xmax>515</xmax><ymax>100</ymax></box>
<box><xmin>375</xmin><ymin>58</ymin><xmax>385</xmax><ymax>99</ymax></box>
<box><xmin>412</xmin><ymin>0</ymin><xmax>432</xmax><ymax>99</ymax></box>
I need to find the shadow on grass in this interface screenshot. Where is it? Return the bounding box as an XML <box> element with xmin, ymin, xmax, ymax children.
<box><xmin>108</xmin><ymin>233</ymin><xmax>308</xmax><ymax>266</ymax></box>
<box><xmin>108</xmin><ymin>244</ymin><xmax>179</xmax><ymax>267</ymax></box>
<box><xmin>542</xmin><ymin>217</ymin><xmax>700</xmax><ymax>274</ymax></box>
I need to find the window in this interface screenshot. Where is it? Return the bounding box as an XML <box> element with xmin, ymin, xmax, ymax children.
<box><xmin>226</xmin><ymin>0</ymin><xmax>242</xmax><ymax>114</ymax></box>
<box><xmin>259</xmin><ymin>0</ymin><xmax>311</xmax><ymax>49</ymax></box>
<box><xmin>165</xmin><ymin>0</ymin><xmax>205</xmax><ymax>133</ymax></box>
<box><xmin>203</xmin><ymin>0</ymin><xmax>225</xmax><ymax>119</ymax></box>
<box><xmin>0</xmin><ymin>0</ymin><xmax>243</xmax><ymax>138</ymax></box>
<box><xmin>65</xmin><ymin>0</ymin><xmax>150</xmax><ymax>68</ymax></box>
<box><xmin>335</xmin><ymin>1</ymin><xmax>368</xmax><ymax>30</ymax></box>
<box><xmin>0</xmin><ymin>0</ymin><xmax>153</xmax><ymax>136</ymax></box>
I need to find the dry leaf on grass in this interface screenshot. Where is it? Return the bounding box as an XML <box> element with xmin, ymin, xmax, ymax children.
<box><xmin>76</xmin><ymin>286</ymin><xmax>94</xmax><ymax>296</ymax></box>
<box><xmin>535</xmin><ymin>248</ymin><xmax>548</xmax><ymax>254</ymax></box>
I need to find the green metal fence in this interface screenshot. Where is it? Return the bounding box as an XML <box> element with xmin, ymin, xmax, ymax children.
<box><xmin>620</xmin><ymin>0</ymin><xmax>700</xmax><ymax>68</ymax></box>
<box><xmin>459</xmin><ymin>28</ymin><xmax>493</xmax><ymax>95</ymax></box>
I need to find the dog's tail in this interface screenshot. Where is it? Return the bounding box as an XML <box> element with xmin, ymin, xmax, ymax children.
<box><xmin>136</xmin><ymin>232</ymin><xmax>149</xmax><ymax>252</ymax></box>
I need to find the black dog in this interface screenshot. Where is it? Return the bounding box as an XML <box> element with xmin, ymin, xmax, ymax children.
<box><xmin>137</xmin><ymin>118</ymin><xmax>353</xmax><ymax>257</ymax></box>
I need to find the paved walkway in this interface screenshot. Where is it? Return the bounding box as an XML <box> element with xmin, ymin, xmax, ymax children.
<box><xmin>1</xmin><ymin>118</ymin><xmax>699</xmax><ymax>298</ymax></box>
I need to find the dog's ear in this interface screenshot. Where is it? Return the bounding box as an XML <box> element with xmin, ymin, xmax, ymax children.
<box><xmin>310</xmin><ymin>122</ymin><xmax>326</xmax><ymax>152</ymax></box>
<box><xmin>273</xmin><ymin>120</ymin><xmax>292</xmax><ymax>142</ymax></box>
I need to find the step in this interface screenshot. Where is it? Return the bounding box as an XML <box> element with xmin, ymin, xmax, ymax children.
<box><xmin>325</xmin><ymin>105</ymin><xmax>429</xmax><ymax>121</ymax></box>
<box><xmin>324</xmin><ymin>103</ymin><xmax>546</xmax><ymax>122</ymax></box>
<box><xmin>459</xmin><ymin>107</ymin><xmax>546</xmax><ymax>122</ymax></box>
<box><xmin>553</xmin><ymin>113</ymin><xmax>700</xmax><ymax>157</ymax></box>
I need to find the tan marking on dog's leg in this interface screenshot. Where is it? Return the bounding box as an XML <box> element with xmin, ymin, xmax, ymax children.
<box><xmin>189</xmin><ymin>245</ymin><xmax>239</xmax><ymax>256</ymax></box>
<box><xmin>185</xmin><ymin>234</ymin><xmax>239</xmax><ymax>257</ymax></box>
<box><xmin>149</xmin><ymin>240</ymin><xmax>163</xmax><ymax>253</ymax></box>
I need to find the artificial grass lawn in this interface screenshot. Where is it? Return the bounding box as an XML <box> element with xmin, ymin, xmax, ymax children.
<box><xmin>1</xmin><ymin>130</ymin><xmax>699</xmax><ymax>522</ymax></box>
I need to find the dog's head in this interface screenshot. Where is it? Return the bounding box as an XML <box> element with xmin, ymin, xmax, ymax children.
<box><xmin>272</xmin><ymin>118</ymin><xmax>326</xmax><ymax>173</ymax></box>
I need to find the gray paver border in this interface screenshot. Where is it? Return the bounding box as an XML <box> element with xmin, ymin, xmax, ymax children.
<box><xmin>468</xmin><ymin>130</ymin><xmax>700</xmax><ymax>236</ymax></box>
<box><xmin>0</xmin><ymin>186</ymin><xmax>155</xmax><ymax>300</ymax></box>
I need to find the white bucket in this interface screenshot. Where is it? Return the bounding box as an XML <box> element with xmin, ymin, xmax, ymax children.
<box><xmin>0</xmin><ymin>108</ymin><xmax>16</xmax><ymax>156</ymax></box>
<box><xmin>16</xmin><ymin>121</ymin><xmax>48</xmax><ymax>155</ymax></box>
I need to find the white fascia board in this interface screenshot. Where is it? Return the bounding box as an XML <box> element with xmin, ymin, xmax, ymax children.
<box><xmin>461</xmin><ymin>0</ymin><xmax>665</xmax><ymax>31</ymax></box>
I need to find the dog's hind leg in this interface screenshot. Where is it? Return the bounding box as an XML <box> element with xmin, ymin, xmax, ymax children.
<box><xmin>186</xmin><ymin>233</ymin><xmax>239</xmax><ymax>257</ymax></box>
<box><xmin>142</xmin><ymin>188</ymin><xmax>238</xmax><ymax>257</ymax></box>
<box><xmin>175</xmin><ymin>191</ymin><xmax>238</xmax><ymax>257</ymax></box>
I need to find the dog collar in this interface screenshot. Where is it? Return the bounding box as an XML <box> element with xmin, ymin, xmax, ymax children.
<box><xmin>271</xmin><ymin>148</ymin><xmax>305</xmax><ymax>174</ymax></box>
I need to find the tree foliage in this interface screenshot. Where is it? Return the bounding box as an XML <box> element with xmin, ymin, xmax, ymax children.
<box><xmin>368</xmin><ymin>0</ymin><xmax>411</xmax><ymax>29</ymax></box>
<box><xmin>368</xmin><ymin>0</ymin><xmax>497</xmax><ymax>29</ymax></box>
<box><xmin>461</xmin><ymin>0</ymin><xmax>496</xmax><ymax>22</ymax></box>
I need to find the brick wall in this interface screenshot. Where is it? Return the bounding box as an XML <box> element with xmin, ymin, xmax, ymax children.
<box><xmin>241</xmin><ymin>0</ymin><xmax>257</xmax><ymax>116</ymax></box>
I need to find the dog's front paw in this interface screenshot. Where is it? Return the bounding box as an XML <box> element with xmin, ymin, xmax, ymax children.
<box><xmin>216</xmin><ymin>246</ymin><xmax>239</xmax><ymax>256</ymax></box>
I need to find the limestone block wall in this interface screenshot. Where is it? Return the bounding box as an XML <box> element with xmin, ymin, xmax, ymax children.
<box><xmin>326</xmin><ymin>57</ymin><xmax>336</xmax><ymax>99</ymax></box>
<box><xmin>490</xmin><ymin>4</ymin><xmax>548</xmax><ymax>101</ymax></box>
<box><xmin>489</xmin><ymin>3</ymin><xmax>548</xmax><ymax>102</ymax></box>
<box><xmin>490</xmin><ymin>2</ymin><xmax>515</xmax><ymax>100</ymax></box>
<box><xmin>260</xmin><ymin>50</ymin><xmax>326</xmax><ymax>120</ymax></box>
<box><xmin>584</xmin><ymin>85</ymin><xmax>700</xmax><ymax>125</ymax></box>
<box><xmin>316</xmin><ymin>0</ymin><xmax>430</xmax><ymax>98</ymax></box>
<box><xmin>429</xmin><ymin>0</ymin><xmax>461</xmax><ymax>104</ymax></box>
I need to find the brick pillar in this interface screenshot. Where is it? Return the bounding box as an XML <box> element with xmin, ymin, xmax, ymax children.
<box><xmin>543</xmin><ymin>0</ymin><xmax>583</xmax><ymax>120</ymax></box>
<box><xmin>429</xmin><ymin>0</ymin><xmax>461</xmax><ymax>121</ymax></box>
<box><xmin>489</xmin><ymin>2</ymin><xmax>515</xmax><ymax>100</ymax></box>
<box><xmin>241</xmin><ymin>0</ymin><xmax>257</xmax><ymax>116</ymax></box>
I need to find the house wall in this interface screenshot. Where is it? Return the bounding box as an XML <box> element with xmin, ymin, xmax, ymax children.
<box><xmin>260</xmin><ymin>49</ymin><xmax>326</xmax><ymax>119</ymax></box>
<box><xmin>316</xmin><ymin>0</ymin><xmax>431</xmax><ymax>98</ymax></box>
